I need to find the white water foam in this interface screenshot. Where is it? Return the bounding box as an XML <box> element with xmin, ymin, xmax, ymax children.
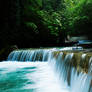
<box><xmin>1</xmin><ymin>47</ymin><xmax>92</xmax><ymax>92</ymax></box>
<box><xmin>0</xmin><ymin>62</ymin><xmax>70</xmax><ymax>92</ymax></box>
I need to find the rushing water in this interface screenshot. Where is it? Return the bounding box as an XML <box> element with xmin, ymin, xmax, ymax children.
<box><xmin>0</xmin><ymin>47</ymin><xmax>92</xmax><ymax>92</ymax></box>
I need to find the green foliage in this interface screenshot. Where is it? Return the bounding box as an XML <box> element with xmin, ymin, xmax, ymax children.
<box><xmin>24</xmin><ymin>0</ymin><xmax>64</xmax><ymax>45</ymax></box>
<box><xmin>1</xmin><ymin>0</ymin><xmax>92</xmax><ymax>49</ymax></box>
<box><xmin>24</xmin><ymin>0</ymin><xmax>92</xmax><ymax>46</ymax></box>
<box><xmin>63</xmin><ymin>0</ymin><xmax>92</xmax><ymax>38</ymax></box>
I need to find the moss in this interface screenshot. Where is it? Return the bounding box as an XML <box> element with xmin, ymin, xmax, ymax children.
<box><xmin>53</xmin><ymin>50</ymin><xmax>92</xmax><ymax>73</ymax></box>
<box><xmin>52</xmin><ymin>51</ymin><xmax>61</xmax><ymax>59</ymax></box>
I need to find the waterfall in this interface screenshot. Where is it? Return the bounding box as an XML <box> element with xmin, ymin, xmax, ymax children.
<box><xmin>51</xmin><ymin>52</ymin><xmax>92</xmax><ymax>92</ymax></box>
<box><xmin>7</xmin><ymin>49</ymin><xmax>53</xmax><ymax>61</ymax></box>
<box><xmin>7</xmin><ymin>47</ymin><xmax>83</xmax><ymax>61</ymax></box>
<box><xmin>2</xmin><ymin>47</ymin><xmax>92</xmax><ymax>92</ymax></box>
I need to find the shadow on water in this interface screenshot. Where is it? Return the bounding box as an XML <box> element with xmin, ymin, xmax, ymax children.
<box><xmin>0</xmin><ymin>67</ymin><xmax>37</xmax><ymax>92</ymax></box>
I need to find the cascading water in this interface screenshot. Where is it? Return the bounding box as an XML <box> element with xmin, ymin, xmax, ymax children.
<box><xmin>0</xmin><ymin>47</ymin><xmax>92</xmax><ymax>92</ymax></box>
<box><xmin>51</xmin><ymin>52</ymin><xmax>92</xmax><ymax>92</ymax></box>
<box><xmin>7</xmin><ymin>49</ymin><xmax>52</xmax><ymax>61</ymax></box>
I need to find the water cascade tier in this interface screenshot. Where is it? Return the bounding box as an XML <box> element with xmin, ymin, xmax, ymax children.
<box><xmin>1</xmin><ymin>48</ymin><xmax>92</xmax><ymax>92</ymax></box>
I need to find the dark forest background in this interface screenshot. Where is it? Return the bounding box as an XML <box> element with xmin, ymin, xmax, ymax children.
<box><xmin>0</xmin><ymin>0</ymin><xmax>92</xmax><ymax>49</ymax></box>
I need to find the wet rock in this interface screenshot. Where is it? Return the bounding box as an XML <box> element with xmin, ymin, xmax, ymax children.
<box><xmin>53</xmin><ymin>50</ymin><xmax>92</xmax><ymax>73</ymax></box>
<box><xmin>0</xmin><ymin>45</ymin><xmax>18</xmax><ymax>61</ymax></box>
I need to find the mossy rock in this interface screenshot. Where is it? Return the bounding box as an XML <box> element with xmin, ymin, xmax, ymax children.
<box><xmin>53</xmin><ymin>50</ymin><xmax>92</xmax><ymax>73</ymax></box>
